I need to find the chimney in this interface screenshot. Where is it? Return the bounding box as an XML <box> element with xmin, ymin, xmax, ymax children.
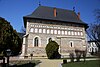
<box><xmin>77</xmin><ymin>12</ymin><xmax>80</xmax><ymax>19</ymax></box>
<box><xmin>54</xmin><ymin>8</ymin><xmax>57</xmax><ymax>17</ymax></box>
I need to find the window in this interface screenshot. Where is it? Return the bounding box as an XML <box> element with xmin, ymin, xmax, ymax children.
<box><xmin>70</xmin><ymin>41</ymin><xmax>74</xmax><ymax>47</ymax></box>
<box><xmin>54</xmin><ymin>30</ymin><xmax>57</xmax><ymax>34</ymax></box>
<box><xmin>39</xmin><ymin>29</ymin><xmax>42</xmax><ymax>33</ymax></box>
<box><xmin>47</xmin><ymin>29</ymin><xmax>50</xmax><ymax>34</ymax></box>
<box><xmin>71</xmin><ymin>31</ymin><xmax>74</xmax><ymax>35</ymax></box>
<box><xmin>75</xmin><ymin>32</ymin><xmax>77</xmax><ymax>35</ymax></box>
<box><xmin>78</xmin><ymin>32</ymin><xmax>80</xmax><ymax>35</ymax></box>
<box><xmin>81</xmin><ymin>32</ymin><xmax>83</xmax><ymax>36</ymax></box>
<box><xmin>62</xmin><ymin>31</ymin><xmax>64</xmax><ymax>35</ymax></box>
<box><xmin>65</xmin><ymin>31</ymin><xmax>67</xmax><ymax>35</ymax></box>
<box><xmin>51</xmin><ymin>30</ymin><xmax>53</xmax><ymax>34</ymax></box>
<box><xmin>71</xmin><ymin>42</ymin><xmax>72</xmax><ymax>47</ymax></box>
<box><xmin>58</xmin><ymin>30</ymin><xmax>60</xmax><ymax>34</ymax></box>
<box><xmin>30</xmin><ymin>28</ymin><xmax>34</xmax><ymax>32</ymax></box>
<box><xmin>68</xmin><ymin>31</ymin><xmax>71</xmax><ymax>35</ymax></box>
<box><xmin>35</xmin><ymin>28</ymin><xmax>38</xmax><ymax>33</ymax></box>
<box><xmin>90</xmin><ymin>48</ymin><xmax>92</xmax><ymax>52</ymax></box>
<box><xmin>43</xmin><ymin>29</ymin><xmax>46</xmax><ymax>33</ymax></box>
<box><xmin>34</xmin><ymin>37</ymin><xmax>38</xmax><ymax>47</ymax></box>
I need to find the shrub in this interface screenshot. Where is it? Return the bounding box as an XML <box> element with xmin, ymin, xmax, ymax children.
<box><xmin>75</xmin><ymin>50</ymin><xmax>82</xmax><ymax>62</ymax></box>
<box><xmin>45</xmin><ymin>41</ymin><xmax>61</xmax><ymax>59</ymax></box>
<box><xmin>82</xmin><ymin>51</ymin><xmax>86</xmax><ymax>62</ymax></box>
<box><xmin>63</xmin><ymin>59</ymin><xmax>67</xmax><ymax>64</ymax></box>
<box><xmin>69</xmin><ymin>53</ymin><xmax>74</xmax><ymax>62</ymax></box>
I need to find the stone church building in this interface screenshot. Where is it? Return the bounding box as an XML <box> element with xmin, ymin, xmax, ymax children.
<box><xmin>21</xmin><ymin>6</ymin><xmax>88</xmax><ymax>57</ymax></box>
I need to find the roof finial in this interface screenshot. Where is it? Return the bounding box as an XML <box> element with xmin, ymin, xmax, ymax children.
<box><xmin>73</xmin><ymin>6</ymin><xmax>75</xmax><ymax>12</ymax></box>
<box><xmin>39</xmin><ymin>1</ymin><xmax>41</xmax><ymax>6</ymax></box>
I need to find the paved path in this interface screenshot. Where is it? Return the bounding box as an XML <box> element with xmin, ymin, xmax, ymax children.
<box><xmin>36</xmin><ymin>59</ymin><xmax>63</xmax><ymax>67</ymax></box>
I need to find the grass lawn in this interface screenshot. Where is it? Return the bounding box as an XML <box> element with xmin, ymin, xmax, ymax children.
<box><xmin>62</xmin><ymin>60</ymin><xmax>100</xmax><ymax>67</ymax></box>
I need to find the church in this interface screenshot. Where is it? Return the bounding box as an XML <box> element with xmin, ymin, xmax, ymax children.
<box><xmin>21</xmin><ymin>6</ymin><xmax>88</xmax><ymax>57</ymax></box>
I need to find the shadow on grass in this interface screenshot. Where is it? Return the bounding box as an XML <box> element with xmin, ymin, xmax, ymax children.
<box><xmin>0</xmin><ymin>62</ymin><xmax>36</xmax><ymax>67</ymax></box>
<box><xmin>10</xmin><ymin>62</ymin><xmax>36</xmax><ymax>67</ymax></box>
<box><xmin>0</xmin><ymin>60</ymin><xmax>41</xmax><ymax>67</ymax></box>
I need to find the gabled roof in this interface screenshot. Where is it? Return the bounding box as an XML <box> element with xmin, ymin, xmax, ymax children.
<box><xmin>23</xmin><ymin>6</ymin><xmax>88</xmax><ymax>28</ymax></box>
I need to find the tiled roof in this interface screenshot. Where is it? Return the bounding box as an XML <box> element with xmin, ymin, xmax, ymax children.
<box><xmin>23</xmin><ymin>6</ymin><xmax>88</xmax><ymax>27</ymax></box>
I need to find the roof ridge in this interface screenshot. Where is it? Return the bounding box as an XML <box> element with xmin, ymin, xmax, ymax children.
<box><xmin>38</xmin><ymin>6</ymin><xmax>73</xmax><ymax>12</ymax></box>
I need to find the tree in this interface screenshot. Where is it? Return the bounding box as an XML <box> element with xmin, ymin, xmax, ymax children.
<box><xmin>87</xmin><ymin>9</ymin><xmax>100</xmax><ymax>51</ymax></box>
<box><xmin>45</xmin><ymin>41</ymin><xmax>61</xmax><ymax>59</ymax></box>
<box><xmin>95</xmin><ymin>9</ymin><xmax>100</xmax><ymax>22</ymax></box>
<box><xmin>0</xmin><ymin>17</ymin><xmax>22</xmax><ymax>56</ymax></box>
<box><xmin>69</xmin><ymin>53</ymin><xmax>74</xmax><ymax>62</ymax></box>
<box><xmin>75</xmin><ymin>50</ymin><xmax>82</xmax><ymax>62</ymax></box>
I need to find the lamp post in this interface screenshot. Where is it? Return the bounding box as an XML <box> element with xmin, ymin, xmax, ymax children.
<box><xmin>30</xmin><ymin>53</ymin><xmax>33</xmax><ymax>61</ymax></box>
<box><xmin>6</xmin><ymin>49</ymin><xmax>11</xmax><ymax>67</ymax></box>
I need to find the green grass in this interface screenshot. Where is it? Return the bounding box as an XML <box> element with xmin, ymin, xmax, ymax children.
<box><xmin>62</xmin><ymin>60</ymin><xmax>100</xmax><ymax>67</ymax></box>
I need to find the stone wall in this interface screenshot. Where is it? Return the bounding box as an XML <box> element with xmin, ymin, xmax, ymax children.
<box><xmin>23</xmin><ymin>20</ymin><xmax>87</xmax><ymax>57</ymax></box>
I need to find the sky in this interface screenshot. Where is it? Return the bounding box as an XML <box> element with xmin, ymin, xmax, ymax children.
<box><xmin>0</xmin><ymin>0</ymin><xmax>100</xmax><ymax>32</ymax></box>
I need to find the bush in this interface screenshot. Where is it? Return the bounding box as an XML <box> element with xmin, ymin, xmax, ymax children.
<box><xmin>75</xmin><ymin>50</ymin><xmax>82</xmax><ymax>62</ymax></box>
<box><xmin>63</xmin><ymin>59</ymin><xmax>67</xmax><ymax>64</ymax></box>
<box><xmin>69</xmin><ymin>53</ymin><xmax>74</xmax><ymax>62</ymax></box>
<box><xmin>45</xmin><ymin>41</ymin><xmax>61</xmax><ymax>59</ymax></box>
<box><xmin>82</xmin><ymin>51</ymin><xmax>86</xmax><ymax>62</ymax></box>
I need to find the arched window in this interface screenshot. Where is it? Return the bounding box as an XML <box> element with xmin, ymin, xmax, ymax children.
<box><xmin>71</xmin><ymin>42</ymin><xmax>72</xmax><ymax>47</ymax></box>
<box><xmin>70</xmin><ymin>41</ymin><xmax>74</xmax><ymax>47</ymax></box>
<box><xmin>34</xmin><ymin>37</ymin><xmax>38</xmax><ymax>47</ymax></box>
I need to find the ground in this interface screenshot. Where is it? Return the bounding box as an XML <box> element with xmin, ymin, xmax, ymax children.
<box><xmin>0</xmin><ymin>57</ymin><xmax>99</xmax><ymax>67</ymax></box>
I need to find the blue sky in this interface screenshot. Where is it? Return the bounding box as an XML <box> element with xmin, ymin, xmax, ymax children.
<box><xmin>0</xmin><ymin>0</ymin><xmax>100</xmax><ymax>32</ymax></box>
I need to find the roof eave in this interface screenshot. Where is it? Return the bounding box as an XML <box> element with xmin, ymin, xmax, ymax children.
<box><xmin>23</xmin><ymin>16</ymin><xmax>88</xmax><ymax>29</ymax></box>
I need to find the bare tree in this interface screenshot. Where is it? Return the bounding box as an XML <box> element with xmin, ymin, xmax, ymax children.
<box><xmin>94</xmin><ymin>9</ymin><xmax>100</xmax><ymax>22</ymax></box>
<box><xmin>87</xmin><ymin>9</ymin><xmax>100</xmax><ymax>51</ymax></box>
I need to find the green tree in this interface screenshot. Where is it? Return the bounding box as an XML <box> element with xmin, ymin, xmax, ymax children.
<box><xmin>0</xmin><ymin>17</ymin><xmax>22</xmax><ymax>56</ymax></box>
<box><xmin>45</xmin><ymin>41</ymin><xmax>61</xmax><ymax>59</ymax></box>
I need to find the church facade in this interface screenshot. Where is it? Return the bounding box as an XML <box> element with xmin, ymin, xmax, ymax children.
<box><xmin>22</xmin><ymin>6</ymin><xmax>88</xmax><ymax>57</ymax></box>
